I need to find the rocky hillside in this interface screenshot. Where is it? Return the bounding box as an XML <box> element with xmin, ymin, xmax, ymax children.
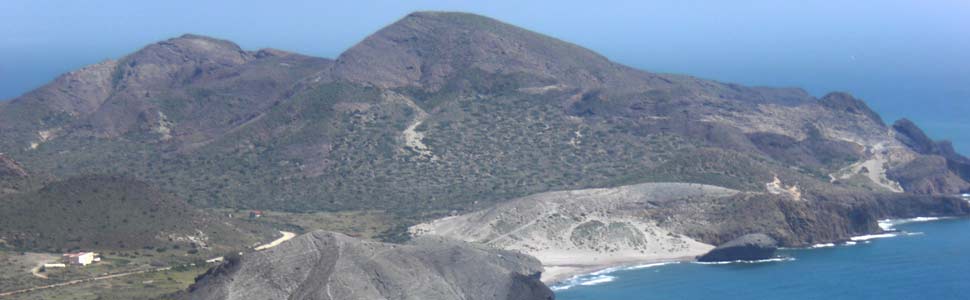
<box><xmin>183</xmin><ymin>231</ymin><xmax>553</xmax><ymax>300</ymax></box>
<box><xmin>0</xmin><ymin>154</ymin><xmax>30</xmax><ymax>194</ymax></box>
<box><xmin>0</xmin><ymin>175</ymin><xmax>270</xmax><ymax>253</ymax></box>
<box><xmin>0</xmin><ymin>11</ymin><xmax>967</xmax><ymax>238</ymax></box>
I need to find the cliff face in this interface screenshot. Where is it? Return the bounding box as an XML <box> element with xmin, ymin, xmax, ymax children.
<box><xmin>670</xmin><ymin>191</ymin><xmax>970</xmax><ymax>247</ymax></box>
<box><xmin>185</xmin><ymin>231</ymin><xmax>553</xmax><ymax>300</ymax></box>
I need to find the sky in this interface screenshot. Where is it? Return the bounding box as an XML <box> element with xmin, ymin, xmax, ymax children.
<box><xmin>2</xmin><ymin>0</ymin><xmax>968</xmax><ymax>152</ymax></box>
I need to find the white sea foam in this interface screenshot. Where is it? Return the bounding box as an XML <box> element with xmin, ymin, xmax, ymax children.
<box><xmin>551</xmin><ymin>275</ymin><xmax>616</xmax><ymax>291</ymax></box>
<box><xmin>550</xmin><ymin>262</ymin><xmax>679</xmax><ymax>291</ymax></box>
<box><xmin>850</xmin><ymin>233</ymin><xmax>898</xmax><ymax>241</ymax></box>
<box><xmin>579</xmin><ymin>275</ymin><xmax>615</xmax><ymax>286</ymax></box>
<box><xmin>878</xmin><ymin>219</ymin><xmax>895</xmax><ymax>231</ymax></box>
<box><xmin>810</xmin><ymin>243</ymin><xmax>835</xmax><ymax>248</ymax></box>
<box><xmin>844</xmin><ymin>241</ymin><xmax>857</xmax><ymax>246</ymax></box>
<box><xmin>624</xmin><ymin>261</ymin><xmax>680</xmax><ymax>270</ymax></box>
<box><xmin>878</xmin><ymin>217</ymin><xmax>946</xmax><ymax>231</ymax></box>
<box><xmin>692</xmin><ymin>257</ymin><xmax>795</xmax><ymax>265</ymax></box>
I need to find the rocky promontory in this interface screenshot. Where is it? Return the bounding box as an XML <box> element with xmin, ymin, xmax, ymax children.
<box><xmin>185</xmin><ymin>231</ymin><xmax>553</xmax><ymax>300</ymax></box>
<box><xmin>698</xmin><ymin>233</ymin><xmax>778</xmax><ymax>262</ymax></box>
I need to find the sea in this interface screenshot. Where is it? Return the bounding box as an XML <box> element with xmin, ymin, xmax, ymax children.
<box><xmin>554</xmin><ymin>217</ymin><xmax>970</xmax><ymax>300</ymax></box>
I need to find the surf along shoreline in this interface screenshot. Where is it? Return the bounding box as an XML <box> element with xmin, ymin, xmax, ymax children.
<box><xmin>546</xmin><ymin>216</ymin><xmax>959</xmax><ymax>291</ymax></box>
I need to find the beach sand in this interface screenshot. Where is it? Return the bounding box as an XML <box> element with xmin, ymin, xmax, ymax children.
<box><xmin>539</xmin><ymin>250</ymin><xmax>710</xmax><ymax>283</ymax></box>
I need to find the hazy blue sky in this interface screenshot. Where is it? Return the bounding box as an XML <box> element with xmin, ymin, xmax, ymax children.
<box><xmin>2</xmin><ymin>0</ymin><xmax>968</xmax><ymax>152</ymax></box>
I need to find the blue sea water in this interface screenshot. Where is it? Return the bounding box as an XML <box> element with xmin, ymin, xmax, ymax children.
<box><xmin>554</xmin><ymin>218</ymin><xmax>970</xmax><ymax>300</ymax></box>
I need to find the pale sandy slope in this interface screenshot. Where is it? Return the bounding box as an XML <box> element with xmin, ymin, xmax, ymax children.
<box><xmin>410</xmin><ymin>182</ymin><xmax>739</xmax><ymax>282</ymax></box>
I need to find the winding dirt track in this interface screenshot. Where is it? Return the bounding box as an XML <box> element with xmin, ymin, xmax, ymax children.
<box><xmin>254</xmin><ymin>231</ymin><xmax>296</xmax><ymax>251</ymax></box>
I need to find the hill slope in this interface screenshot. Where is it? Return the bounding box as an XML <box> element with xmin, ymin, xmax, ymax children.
<box><xmin>0</xmin><ymin>11</ymin><xmax>967</xmax><ymax>240</ymax></box>
<box><xmin>183</xmin><ymin>231</ymin><xmax>552</xmax><ymax>300</ymax></box>
<box><xmin>0</xmin><ymin>176</ymin><xmax>267</xmax><ymax>252</ymax></box>
<box><xmin>0</xmin><ymin>154</ymin><xmax>30</xmax><ymax>194</ymax></box>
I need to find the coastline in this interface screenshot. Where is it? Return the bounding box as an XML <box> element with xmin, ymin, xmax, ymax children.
<box><xmin>545</xmin><ymin>216</ymin><xmax>963</xmax><ymax>288</ymax></box>
<box><xmin>542</xmin><ymin>255</ymin><xmax>698</xmax><ymax>284</ymax></box>
<box><xmin>553</xmin><ymin>217</ymin><xmax>970</xmax><ymax>299</ymax></box>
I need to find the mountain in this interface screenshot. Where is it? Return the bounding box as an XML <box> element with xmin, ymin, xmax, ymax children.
<box><xmin>1</xmin><ymin>10</ymin><xmax>968</xmax><ymax>247</ymax></box>
<box><xmin>182</xmin><ymin>231</ymin><xmax>552</xmax><ymax>300</ymax></box>
<box><xmin>0</xmin><ymin>175</ymin><xmax>269</xmax><ymax>252</ymax></box>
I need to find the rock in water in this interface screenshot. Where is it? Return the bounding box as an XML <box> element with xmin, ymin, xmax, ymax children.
<box><xmin>186</xmin><ymin>231</ymin><xmax>553</xmax><ymax>300</ymax></box>
<box><xmin>698</xmin><ymin>233</ymin><xmax>778</xmax><ymax>262</ymax></box>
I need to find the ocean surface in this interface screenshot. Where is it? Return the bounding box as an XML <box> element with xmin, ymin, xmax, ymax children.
<box><xmin>554</xmin><ymin>217</ymin><xmax>970</xmax><ymax>300</ymax></box>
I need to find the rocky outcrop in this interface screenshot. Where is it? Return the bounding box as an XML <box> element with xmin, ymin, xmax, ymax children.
<box><xmin>888</xmin><ymin>119</ymin><xmax>970</xmax><ymax>193</ymax></box>
<box><xmin>0</xmin><ymin>154</ymin><xmax>29</xmax><ymax>194</ymax></box>
<box><xmin>0</xmin><ymin>154</ymin><xmax>27</xmax><ymax>178</ymax></box>
<box><xmin>818</xmin><ymin>92</ymin><xmax>885</xmax><ymax>126</ymax></box>
<box><xmin>186</xmin><ymin>231</ymin><xmax>553</xmax><ymax>300</ymax></box>
<box><xmin>684</xmin><ymin>191</ymin><xmax>970</xmax><ymax>247</ymax></box>
<box><xmin>698</xmin><ymin>233</ymin><xmax>778</xmax><ymax>262</ymax></box>
<box><xmin>888</xmin><ymin>156</ymin><xmax>970</xmax><ymax>194</ymax></box>
<box><xmin>893</xmin><ymin>119</ymin><xmax>937</xmax><ymax>154</ymax></box>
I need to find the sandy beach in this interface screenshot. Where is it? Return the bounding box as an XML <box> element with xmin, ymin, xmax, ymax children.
<box><xmin>540</xmin><ymin>252</ymin><xmax>707</xmax><ymax>284</ymax></box>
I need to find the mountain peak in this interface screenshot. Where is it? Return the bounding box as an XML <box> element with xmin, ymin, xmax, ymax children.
<box><xmin>819</xmin><ymin>92</ymin><xmax>885</xmax><ymax>126</ymax></box>
<box><xmin>124</xmin><ymin>33</ymin><xmax>251</xmax><ymax>68</ymax></box>
<box><xmin>109</xmin><ymin>34</ymin><xmax>253</xmax><ymax>93</ymax></box>
<box><xmin>333</xmin><ymin>11</ymin><xmax>619</xmax><ymax>90</ymax></box>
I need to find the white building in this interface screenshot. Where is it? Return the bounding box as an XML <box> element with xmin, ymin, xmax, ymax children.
<box><xmin>63</xmin><ymin>252</ymin><xmax>99</xmax><ymax>266</ymax></box>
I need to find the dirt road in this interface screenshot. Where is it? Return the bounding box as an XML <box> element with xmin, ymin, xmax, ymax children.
<box><xmin>254</xmin><ymin>231</ymin><xmax>296</xmax><ymax>251</ymax></box>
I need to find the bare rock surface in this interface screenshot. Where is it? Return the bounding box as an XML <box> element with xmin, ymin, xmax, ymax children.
<box><xmin>186</xmin><ymin>231</ymin><xmax>553</xmax><ymax>300</ymax></box>
<box><xmin>0</xmin><ymin>154</ymin><xmax>27</xmax><ymax>178</ymax></box>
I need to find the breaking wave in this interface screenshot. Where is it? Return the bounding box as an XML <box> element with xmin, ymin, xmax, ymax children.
<box><xmin>692</xmin><ymin>257</ymin><xmax>795</xmax><ymax>265</ymax></box>
<box><xmin>551</xmin><ymin>274</ymin><xmax>616</xmax><ymax>291</ymax></box>
<box><xmin>850</xmin><ymin>233</ymin><xmax>898</xmax><ymax>241</ymax></box>
<box><xmin>878</xmin><ymin>217</ymin><xmax>945</xmax><ymax>231</ymax></box>
<box><xmin>550</xmin><ymin>262</ymin><xmax>680</xmax><ymax>291</ymax></box>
